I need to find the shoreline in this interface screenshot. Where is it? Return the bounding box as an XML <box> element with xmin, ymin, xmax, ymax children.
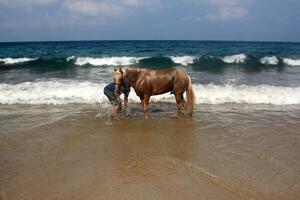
<box><xmin>1</xmin><ymin>103</ymin><xmax>299</xmax><ymax>199</ymax></box>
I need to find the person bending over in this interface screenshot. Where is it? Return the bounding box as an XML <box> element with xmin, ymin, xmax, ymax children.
<box><xmin>104</xmin><ymin>68</ymin><xmax>130</xmax><ymax>117</ymax></box>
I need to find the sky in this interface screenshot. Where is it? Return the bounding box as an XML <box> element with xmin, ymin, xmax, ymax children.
<box><xmin>0</xmin><ymin>0</ymin><xmax>299</xmax><ymax>42</ymax></box>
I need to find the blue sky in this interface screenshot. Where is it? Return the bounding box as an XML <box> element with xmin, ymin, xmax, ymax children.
<box><xmin>0</xmin><ymin>0</ymin><xmax>299</xmax><ymax>42</ymax></box>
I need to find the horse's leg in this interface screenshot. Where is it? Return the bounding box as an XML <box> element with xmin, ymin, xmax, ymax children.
<box><xmin>139</xmin><ymin>95</ymin><xmax>144</xmax><ymax>112</ymax></box>
<box><xmin>180</xmin><ymin>93</ymin><xmax>187</xmax><ymax>110</ymax></box>
<box><xmin>143</xmin><ymin>95</ymin><xmax>150</xmax><ymax>119</ymax></box>
<box><xmin>168</xmin><ymin>93</ymin><xmax>183</xmax><ymax>118</ymax></box>
<box><xmin>175</xmin><ymin>93</ymin><xmax>184</xmax><ymax>116</ymax></box>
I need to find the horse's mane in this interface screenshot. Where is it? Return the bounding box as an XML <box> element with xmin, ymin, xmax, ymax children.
<box><xmin>124</xmin><ymin>67</ymin><xmax>143</xmax><ymax>74</ymax></box>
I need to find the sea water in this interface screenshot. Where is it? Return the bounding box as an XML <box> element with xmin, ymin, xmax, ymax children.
<box><xmin>1</xmin><ymin>40</ymin><xmax>300</xmax><ymax>105</ymax></box>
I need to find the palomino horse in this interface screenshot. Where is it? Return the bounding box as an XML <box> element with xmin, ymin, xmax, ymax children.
<box><xmin>113</xmin><ymin>67</ymin><xmax>195</xmax><ymax>119</ymax></box>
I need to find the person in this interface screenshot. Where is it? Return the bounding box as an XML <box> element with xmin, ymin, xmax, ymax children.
<box><xmin>104</xmin><ymin>68</ymin><xmax>130</xmax><ymax>117</ymax></box>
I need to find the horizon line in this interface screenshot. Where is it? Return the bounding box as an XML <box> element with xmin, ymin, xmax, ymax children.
<box><xmin>1</xmin><ymin>39</ymin><xmax>300</xmax><ymax>44</ymax></box>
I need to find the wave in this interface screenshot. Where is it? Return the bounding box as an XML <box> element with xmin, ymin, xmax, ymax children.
<box><xmin>0</xmin><ymin>80</ymin><xmax>102</xmax><ymax>105</ymax></box>
<box><xmin>138</xmin><ymin>56</ymin><xmax>175</xmax><ymax>67</ymax></box>
<box><xmin>1</xmin><ymin>55</ymin><xmax>300</xmax><ymax>71</ymax></box>
<box><xmin>0</xmin><ymin>57</ymin><xmax>37</xmax><ymax>64</ymax></box>
<box><xmin>260</xmin><ymin>56</ymin><xmax>279</xmax><ymax>65</ymax></box>
<box><xmin>169</xmin><ymin>56</ymin><xmax>196</xmax><ymax>66</ymax></box>
<box><xmin>1</xmin><ymin>80</ymin><xmax>299</xmax><ymax>105</ymax></box>
<box><xmin>221</xmin><ymin>54</ymin><xmax>247</xmax><ymax>64</ymax></box>
<box><xmin>197</xmin><ymin>84</ymin><xmax>300</xmax><ymax>105</ymax></box>
<box><xmin>67</xmin><ymin>56</ymin><xmax>145</xmax><ymax>66</ymax></box>
<box><xmin>283</xmin><ymin>58</ymin><xmax>300</xmax><ymax>66</ymax></box>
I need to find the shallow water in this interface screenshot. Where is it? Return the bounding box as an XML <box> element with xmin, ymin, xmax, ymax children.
<box><xmin>0</xmin><ymin>103</ymin><xmax>299</xmax><ymax>200</ymax></box>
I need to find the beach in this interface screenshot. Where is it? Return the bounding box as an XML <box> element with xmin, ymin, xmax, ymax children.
<box><xmin>1</xmin><ymin>40</ymin><xmax>300</xmax><ymax>200</ymax></box>
<box><xmin>1</xmin><ymin>103</ymin><xmax>299</xmax><ymax>200</ymax></box>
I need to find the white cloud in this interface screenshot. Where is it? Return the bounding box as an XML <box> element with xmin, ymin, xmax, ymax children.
<box><xmin>0</xmin><ymin>0</ymin><xmax>160</xmax><ymax>14</ymax></box>
<box><xmin>63</xmin><ymin>0</ymin><xmax>122</xmax><ymax>17</ymax></box>
<box><xmin>63</xmin><ymin>0</ymin><xmax>161</xmax><ymax>17</ymax></box>
<box><xmin>0</xmin><ymin>0</ymin><xmax>162</xmax><ymax>27</ymax></box>
<box><xmin>206</xmin><ymin>0</ymin><xmax>249</xmax><ymax>20</ymax></box>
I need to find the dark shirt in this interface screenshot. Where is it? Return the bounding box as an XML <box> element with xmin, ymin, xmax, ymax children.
<box><xmin>104</xmin><ymin>82</ymin><xmax>130</xmax><ymax>105</ymax></box>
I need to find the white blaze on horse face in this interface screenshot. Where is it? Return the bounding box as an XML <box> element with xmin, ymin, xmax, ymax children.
<box><xmin>123</xmin><ymin>68</ymin><xmax>127</xmax><ymax>78</ymax></box>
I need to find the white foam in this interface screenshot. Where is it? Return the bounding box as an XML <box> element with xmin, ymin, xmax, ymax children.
<box><xmin>1</xmin><ymin>80</ymin><xmax>300</xmax><ymax>105</ymax></box>
<box><xmin>66</xmin><ymin>56</ymin><xmax>75</xmax><ymax>62</ymax></box>
<box><xmin>260</xmin><ymin>56</ymin><xmax>279</xmax><ymax>65</ymax></box>
<box><xmin>170</xmin><ymin>56</ymin><xmax>196</xmax><ymax>66</ymax></box>
<box><xmin>195</xmin><ymin>84</ymin><xmax>300</xmax><ymax>105</ymax></box>
<box><xmin>283</xmin><ymin>58</ymin><xmax>300</xmax><ymax>66</ymax></box>
<box><xmin>0</xmin><ymin>80</ymin><xmax>104</xmax><ymax>105</ymax></box>
<box><xmin>0</xmin><ymin>57</ymin><xmax>37</xmax><ymax>64</ymax></box>
<box><xmin>67</xmin><ymin>56</ymin><xmax>145</xmax><ymax>66</ymax></box>
<box><xmin>222</xmin><ymin>54</ymin><xmax>246</xmax><ymax>64</ymax></box>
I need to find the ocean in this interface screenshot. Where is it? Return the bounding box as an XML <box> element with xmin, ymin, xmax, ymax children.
<box><xmin>1</xmin><ymin>41</ymin><xmax>300</xmax><ymax>200</ymax></box>
<box><xmin>1</xmin><ymin>40</ymin><xmax>300</xmax><ymax>104</ymax></box>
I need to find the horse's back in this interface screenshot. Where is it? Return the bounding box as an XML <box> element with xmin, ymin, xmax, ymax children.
<box><xmin>142</xmin><ymin>68</ymin><xmax>189</xmax><ymax>95</ymax></box>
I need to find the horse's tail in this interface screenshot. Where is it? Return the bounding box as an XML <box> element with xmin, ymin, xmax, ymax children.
<box><xmin>186</xmin><ymin>75</ymin><xmax>195</xmax><ymax>116</ymax></box>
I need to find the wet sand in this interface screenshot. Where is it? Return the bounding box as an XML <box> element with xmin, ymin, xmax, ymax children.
<box><xmin>0</xmin><ymin>104</ymin><xmax>299</xmax><ymax>200</ymax></box>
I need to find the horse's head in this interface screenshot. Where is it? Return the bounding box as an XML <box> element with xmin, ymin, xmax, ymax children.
<box><xmin>113</xmin><ymin>66</ymin><xmax>124</xmax><ymax>96</ymax></box>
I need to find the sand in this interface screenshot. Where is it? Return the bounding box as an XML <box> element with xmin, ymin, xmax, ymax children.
<box><xmin>0</xmin><ymin>104</ymin><xmax>299</xmax><ymax>200</ymax></box>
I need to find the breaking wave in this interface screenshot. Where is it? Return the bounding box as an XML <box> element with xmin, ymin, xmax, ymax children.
<box><xmin>260</xmin><ymin>56</ymin><xmax>279</xmax><ymax>65</ymax></box>
<box><xmin>1</xmin><ymin>55</ymin><xmax>299</xmax><ymax>69</ymax></box>
<box><xmin>169</xmin><ymin>56</ymin><xmax>196</xmax><ymax>66</ymax></box>
<box><xmin>65</xmin><ymin>55</ymin><xmax>300</xmax><ymax>67</ymax></box>
<box><xmin>197</xmin><ymin>84</ymin><xmax>300</xmax><ymax>105</ymax></box>
<box><xmin>67</xmin><ymin>56</ymin><xmax>145</xmax><ymax>66</ymax></box>
<box><xmin>1</xmin><ymin>80</ymin><xmax>299</xmax><ymax>105</ymax></box>
<box><xmin>283</xmin><ymin>58</ymin><xmax>300</xmax><ymax>66</ymax></box>
<box><xmin>221</xmin><ymin>54</ymin><xmax>247</xmax><ymax>64</ymax></box>
<box><xmin>0</xmin><ymin>57</ymin><xmax>37</xmax><ymax>64</ymax></box>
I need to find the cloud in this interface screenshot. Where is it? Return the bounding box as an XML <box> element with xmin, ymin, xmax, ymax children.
<box><xmin>63</xmin><ymin>0</ymin><xmax>161</xmax><ymax>18</ymax></box>
<box><xmin>61</xmin><ymin>0</ymin><xmax>161</xmax><ymax>26</ymax></box>
<box><xmin>0</xmin><ymin>0</ymin><xmax>162</xmax><ymax>27</ymax></box>
<box><xmin>0</xmin><ymin>0</ymin><xmax>160</xmax><ymax>15</ymax></box>
<box><xmin>63</xmin><ymin>0</ymin><xmax>122</xmax><ymax>17</ymax></box>
<box><xmin>206</xmin><ymin>0</ymin><xmax>248</xmax><ymax>20</ymax></box>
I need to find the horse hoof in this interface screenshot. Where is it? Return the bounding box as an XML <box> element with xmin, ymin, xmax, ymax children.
<box><xmin>168</xmin><ymin>113</ymin><xmax>178</xmax><ymax>118</ymax></box>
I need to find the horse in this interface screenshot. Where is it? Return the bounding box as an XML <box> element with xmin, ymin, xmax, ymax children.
<box><xmin>113</xmin><ymin>67</ymin><xmax>195</xmax><ymax>119</ymax></box>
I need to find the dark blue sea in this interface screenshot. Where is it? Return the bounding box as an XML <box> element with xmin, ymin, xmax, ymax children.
<box><xmin>0</xmin><ymin>40</ymin><xmax>300</xmax><ymax>104</ymax></box>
